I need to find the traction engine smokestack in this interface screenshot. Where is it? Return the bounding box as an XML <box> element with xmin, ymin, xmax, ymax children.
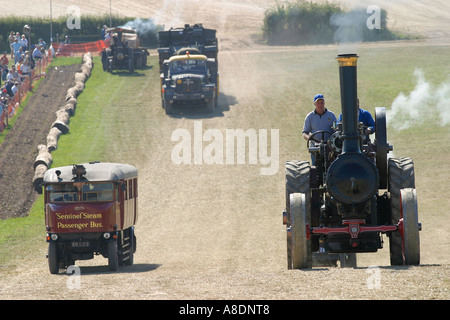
<box><xmin>337</xmin><ymin>54</ymin><xmax>360</xmax><ymax>154</ymax></box>
<box><xmin>326</xmin><ymin>54</ymin><xmax>379</xmax><ymax>209</ymax></box>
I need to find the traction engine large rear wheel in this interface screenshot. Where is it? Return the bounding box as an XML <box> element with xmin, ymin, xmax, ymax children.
<box><xmin>375</xmin><ymin>107</ymin><xmax>390</xmax><ymax>189</ymax></box>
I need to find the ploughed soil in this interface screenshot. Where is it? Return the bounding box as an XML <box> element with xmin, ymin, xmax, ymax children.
<box><xmin>0</xmin><ymin>64</ymin><xmax>81</xmax><ymax>219</ymax></box>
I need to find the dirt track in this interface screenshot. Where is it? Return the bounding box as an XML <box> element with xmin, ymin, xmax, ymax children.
<box><xmin>0</xmin><ymin>64</ymin><xmax>80</xmax><ymax>219</ymax></box>
<box><xmin>0</xmin><ymin>0</ymin><xmax>449</xmax><ymax>302</ymax></box>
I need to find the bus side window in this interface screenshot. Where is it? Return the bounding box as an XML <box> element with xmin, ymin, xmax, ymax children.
<box><xmin>128</xmin><ymin>180</ymin><xmax>133</xmax><ymax>199</ymax></box>
<box><xmin>123</xmin><ymin>182</ymin><xmax>128</xmax><ymax>200</ymax></box>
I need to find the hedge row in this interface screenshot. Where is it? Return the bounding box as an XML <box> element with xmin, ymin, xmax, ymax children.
<box><xmin>0</xmin><ymin>15</ymin><xmax>161</xmax><ymax>53</ymax></box>
<box><xmin>262</xmin><ymin>1</ymin><xmax>400</xmax><ymax>45</ymax></box>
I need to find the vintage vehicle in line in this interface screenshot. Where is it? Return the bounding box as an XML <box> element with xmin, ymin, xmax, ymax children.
<box><xmin>158</xmin><ymin>24</ymin><xmax>219</xmax><ymax>114</ymax></box>
<box><xmin>157</xmin><ymin>23</ymin><xmax>218</xmax><ymax>71</ymax></box>
<box><xmin>283</xmin><ymin>54</ymin><xmax>421</xmax><ymax>269</ymax></box>
<box><xmin>100</xmin><ymin>27</ymin><xmax>149</xmax><ymax>73</ymax></box>
<box><xmin>160</xmin><ymin>52</ymin><xmax>218</xmax><ymax>114</ymax></box>
<box><xmin>43</xmin><ymin>162</ymin><xmax>138</xmax><ymax>274</ymax></box>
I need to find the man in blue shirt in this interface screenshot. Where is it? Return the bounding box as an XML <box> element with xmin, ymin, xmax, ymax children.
<box><xmin>302</xmin><ymin>94</ymin><xmax>337</xmax><ymax>142</ymax></box>
<box><xmin>337</xmin><ymin>98</ymin><xmax>375</xmax><ymax>138</ymax></box>
<box><xmin>10</xmin><ymin>38</ymin><xmax>23</xmax><ymax>64</ymax></box>
<box><xmin>302</xmin><ymin>94</ymin><xmax>337</xmax><ymax>165</ymax></box>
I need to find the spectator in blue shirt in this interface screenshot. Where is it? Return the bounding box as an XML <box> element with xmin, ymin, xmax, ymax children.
<box><xmin>337</xmin><ymin>98</ymin><xmax>375</xmax><ymax>137</ymax></box>
<box><xmin>10</xmin><ymin>38</ymin><xmax>23</xmax><ymax>64</ymax></box>
<box><xmin>32</xmin><ymin>45</ymin><xmax>43</xmax><ymax>60</ymax></box>
<box><xmin>38</xmin><ymin>38</ymin><xmax>47</xmax><ymax>50</ymax></box>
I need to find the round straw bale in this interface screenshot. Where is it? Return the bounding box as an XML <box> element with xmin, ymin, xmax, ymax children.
<box><xmin>33</xmin><ymin>163</ymin><xmax>48</xmax><ymax>193</ymax></box>
<box><xmin>63</xmin><ymin>103</ymin><xmax>76</xmax><ymax>116</ymax></box>
<box><xmin>55</xmin><ymin>109</ymin><xmax>70</xmax><ymax>124</ymax></box>
<box><xmin>34</xmin><ymin>145</ymin><xmax>52</xmax><ymax>169</ymax></box>
<box><xmin>47</xmin><ymin>127</ymin><xmax>62</xmax><ymax>151</ymax></box>
<box><xmin>51</xmin><ymin>120</ymin><xmax>69</xmax><ymax>134</ymax></box>
<box><xmin>74</xmin><ymin>72</ymin><xmax>87</xmax><ymax>83</ymax></box>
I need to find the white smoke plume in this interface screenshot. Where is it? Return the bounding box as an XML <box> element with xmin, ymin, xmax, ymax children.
<box><xmin>121</xmin><ymin>18</ymin><xmax>157</xmax><ymax>35</ymax></box>
<box><xmin>386</xmin><ymin>68</ymin><xmax>450</xmax><ymax>130</ymax></box>
<box><xmin>330</xmin><ymin>8</ymin><xmax>368</xmax><ymax>55</ymax></box>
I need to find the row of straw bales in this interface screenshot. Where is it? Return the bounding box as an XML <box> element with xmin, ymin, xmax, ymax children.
<box><xmin>32</xmin><ymin>53</ymin><xmax>93</xmax><ymax>192</ymax></box>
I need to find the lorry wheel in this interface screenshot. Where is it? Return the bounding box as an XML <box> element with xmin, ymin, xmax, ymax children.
<box><xmin>388</xmin><ymin>157</ymin><xmax>416</xmax><ymax>265</ymax></box>
<box><xmin>135</xmin><ymin>55</ymin><xmax>142</xmax><ymax>69</ymax></box>
<box><xmin>108</xmin><ymin>240</ymin><xmax>119</xmax><ymax>271</ymax></box>
<box><xmin>128</xmin><ymin>59</ymin><xmax>134</xmax><ymax>73</ymax></box>
<box><xmin>164</xmin><ymin>100</ymin><xmax>173</xmax><ymax>115</ymax></box>
<box><xmin>48</xmin><ymin>241</ymin><xmax>59</xmax><ymax>274</ymax></box>
<box><xmin>400</xmin><ymin>188</ymin><xmax>420</xmax><ymax>265</ymax></box>
<box><xmin>289</xmin><ymin>193</ymin><xmax>312</xmax><ymax>269</ymax></box>
<box><xmin>206</xmin><ymin>98</ymin><xmax>215</xmax><ymax>113</ymax></box>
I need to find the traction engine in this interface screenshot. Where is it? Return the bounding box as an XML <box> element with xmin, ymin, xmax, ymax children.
<box><xmin>283</xmin><ymin>54</ymin><xmax>421</xmax><ymax>268</ymax></box>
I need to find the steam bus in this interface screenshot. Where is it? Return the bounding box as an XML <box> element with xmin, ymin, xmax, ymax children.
<box><xmin>43</xmin><ymin>162</ymin><xmax>138</xmax><ymax>274</ymax></box>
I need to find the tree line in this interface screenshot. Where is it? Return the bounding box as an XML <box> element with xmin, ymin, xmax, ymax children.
<box><xmin>262</xmin><ymin>1</ymin><xmax>405</xmax><ymax>45</ymax></box>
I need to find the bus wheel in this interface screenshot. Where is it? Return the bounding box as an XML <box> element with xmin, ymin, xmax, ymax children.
<box><xmin>48</xmin><ymin>241</ymin><xmax>59</xmax><ymax>274</ymax></box>
<box><xmin>124</xmin><ymin>227</ymin><xmax>135</xmax><ymax>266</ymax></box>
<box><xmin>108</xmin><ymin>240</ymin><xmax>119</xmax><ymax>271</ymax></box>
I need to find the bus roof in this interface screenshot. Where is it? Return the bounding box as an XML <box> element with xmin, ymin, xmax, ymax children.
<box><xmin>43</xmin><ymin>162</ymin><xmax>138</xmax><ymax>183</ymax></box>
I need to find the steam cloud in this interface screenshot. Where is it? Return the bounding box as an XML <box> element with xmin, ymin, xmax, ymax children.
<box><xmin>386</xmin><ymin>68</ymin><xmax>450</xmax><ymax>130</ymax></box>
<box><xmin>121</xmin><ymin>18</ymin><xmax>157</xmax><ymax>35</ymax></box>
<box><xmin>330</xmin><ymin>8</ymin><xmax>368</xmax><ymax>54</ymax></box>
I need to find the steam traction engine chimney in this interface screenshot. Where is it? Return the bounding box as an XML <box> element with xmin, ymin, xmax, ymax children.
<box><xmin>326</xmin><ymin>54</ymin><xmax>379</xmax><ymax>214</ymax></box>
<box><xmin>337</xmin><ymin>54</ymin><xmax>360</xmax><ymax>154</ymax></box>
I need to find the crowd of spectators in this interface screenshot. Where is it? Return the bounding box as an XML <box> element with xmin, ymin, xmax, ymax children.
<box><xmin>1</xmin><ymin>31</ymin><xmax>49</xmax><ymax>115</ymax></box>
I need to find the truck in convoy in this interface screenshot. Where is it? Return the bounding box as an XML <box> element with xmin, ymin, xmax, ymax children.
<box><xmin>43</xmin><ymin>162</ymin><xmax>138</xmax><ymax>273</ymax></box>
<box><xmin>100</xmin><ymin>27</ymin><xmax>149</xmax><ymax>73</ymax></box>
<box><xmin>158</xmin><ymin>24</ymin><xmax>219</xmax><ymax>114</ymax></box>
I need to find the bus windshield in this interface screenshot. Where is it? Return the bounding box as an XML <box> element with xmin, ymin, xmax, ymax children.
<box><xmin>82</xmin><ymin>183</ymin><xmax>114</xmax><ymax>201</ymax></box>
<box><xmin>47</xmin><ymin>184</ymin><xmax>78</xmax><ymax>202</ymax></box>
<box><xmin>47</xmin><ymin>182</ymin><xmax>114</xmax><ymax>202</ymax></box>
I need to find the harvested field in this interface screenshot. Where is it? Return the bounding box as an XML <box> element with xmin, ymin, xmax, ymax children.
<box><xmin>0</xmin><ymin>0</ymin><xmax>448</xmax><ymax>302</ymax></box>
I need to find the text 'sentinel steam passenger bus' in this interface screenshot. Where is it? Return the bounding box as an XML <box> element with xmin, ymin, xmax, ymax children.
<box><xmin>43</xmin><ymin>162</ymin><xmax>138</xmax><ymax>274</ymax></box>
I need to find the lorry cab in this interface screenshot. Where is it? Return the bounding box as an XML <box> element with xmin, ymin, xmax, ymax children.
<box><xmin>43</xmin><ymin>162</ymin><xmax>138</xmax><ymax>274</ymax></box>
<box><xmin>161</xmin><ymin>52</ymin><xmax>219</xmax><ymax>114</ymax></box>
